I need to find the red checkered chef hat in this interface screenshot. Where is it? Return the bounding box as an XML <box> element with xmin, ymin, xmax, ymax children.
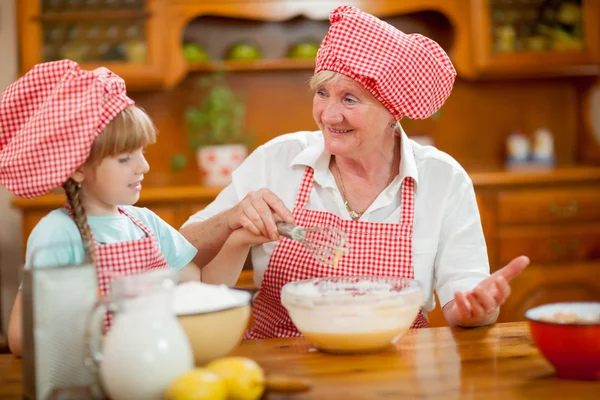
<box><xmin>0</xmin><ymin>59</ymin><xmax>134</xmax><ymax>199</ymax></box>
<box><xmin>315</xmin><ymin>5</ymin><xmax>456</xmax><ymax>120</ymax></box>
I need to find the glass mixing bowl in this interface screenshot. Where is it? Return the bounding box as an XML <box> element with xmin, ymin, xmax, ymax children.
<box><xmin>281</xmin><ymin>276</ymin><xmax>424</xmax><ymax>354</ymax></box>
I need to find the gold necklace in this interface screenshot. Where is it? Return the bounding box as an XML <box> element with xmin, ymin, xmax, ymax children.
<box><xmin>334</xmin><ymin>137</ymin><xmax>399</xmax><ymax>220</ymax></box>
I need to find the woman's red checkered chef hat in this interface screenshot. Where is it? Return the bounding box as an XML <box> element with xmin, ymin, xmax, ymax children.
<box><xmin>0</xmin><ymin>59</ymin><xmax>134</xmax><ymax>199</ymax></box>
<box><xmin>315</xmin><ymin>5</ymin><xmax>456</xmax><ymax>120</ymax></box>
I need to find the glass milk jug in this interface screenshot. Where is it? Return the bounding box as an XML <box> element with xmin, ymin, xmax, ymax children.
<box><xmin>86</xmin><ymin>269</ymin><xmax>194</xmax><ymax>400</ymax></box>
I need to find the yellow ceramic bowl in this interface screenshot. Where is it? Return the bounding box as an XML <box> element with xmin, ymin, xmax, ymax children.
<box><xmin>176</xmin><ymin>289</ymin><xmax>251</xmax><ymax>366</ymax></box>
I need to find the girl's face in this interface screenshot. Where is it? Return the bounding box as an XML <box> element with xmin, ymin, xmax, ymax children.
<box><xmin>75</xmin><ymin>148</ymin><xmax>150</xmax><ymax>215</ymax></box>
<box><xmin>312</xmin><ymin>75</ymin><xmax>394</xmax><ymax>158</ymax></box>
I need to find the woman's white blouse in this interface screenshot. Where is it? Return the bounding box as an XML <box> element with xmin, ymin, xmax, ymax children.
<box><xmin>183</xmin><ymin>129</ymin><xmax>490</xmax><ymax>314</ymax></box>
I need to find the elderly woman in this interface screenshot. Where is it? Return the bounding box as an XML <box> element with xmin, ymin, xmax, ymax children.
<box><xmin>181</xmin><ymin>6</ymin><xmax>529</xmax><ymax>338</ymax></box>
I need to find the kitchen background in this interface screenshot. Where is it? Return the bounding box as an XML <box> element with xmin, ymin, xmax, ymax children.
<box><xmin>2</xmin><ymin>0</ymin><xmax>600</xmax><ymax>347</ymax></box>
<box><xmin>1</xmin><ymin>0</ymin><xmax>20</xmax><ymax>350</ymax></box>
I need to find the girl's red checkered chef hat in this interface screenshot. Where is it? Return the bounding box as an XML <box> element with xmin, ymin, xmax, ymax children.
<box><xmin>315</xmin><ymin>5</ymin><xmax>457</xmax><ymax>120</ymax></box>
<box><xmin>0</xmin><ymin>59</ymin><xmax>134</xmax><ymax>199</ymax></box>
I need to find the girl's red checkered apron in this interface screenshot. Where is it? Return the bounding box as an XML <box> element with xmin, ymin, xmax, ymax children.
<box><xmin>66</xmin><ymin>204</ymin><xmax>169</xmax><ymax>329</ymax></box>
<box><xmin>245</xmin><ymin>166</ymin><xmax>428</xmax><ymax>339</ymax></box>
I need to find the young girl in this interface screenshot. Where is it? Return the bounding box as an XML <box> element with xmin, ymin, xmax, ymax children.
<box><xmin>0</xmin><ymin>60</ymin><xmax>200</xmax><ymax>356</ymax></box>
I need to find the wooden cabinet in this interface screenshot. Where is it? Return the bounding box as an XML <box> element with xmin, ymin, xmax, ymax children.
<box><xmin>16</xmin><ymin>1</ymin><xmax>600</xmax><ymax>88</ymax></box>
<box><xmin>501</xmin><ymin>261</ymin><xmax>600</xmax><ymax>321</ymax></box>
<box><xmin>474</xmin><ymin>168</ymin><xmax>600</xmax><ymax>323</ymax></box>
<box><xmin>168</xmin><ymin>0</ymin><xmax>600</xmax><ymax>82</ymax></box>
<box><xmin>163</xmin><ymin>0</ymin><xmax>472</xmax><ymax>87</ymax></box>
<box><xmin>17</xmin><ymin>0</ymin><xmax>473</xmax><ymax>88</ymax></box>
<box><xmin>12</xmin><ymin>168</ymin><xmax>600</xmax><ymax>326</ymax></box>
<box><xmin>497</xmin><ymin>187</ymin><xmax>600</xmax><ymax>224</ymax></box>
<box><xmin>579</xmin><ymin>80</ymin><xmax>600</xmax><ymax>163</ymax></box>
<box><xmin>470</xmin><ymin>0</ymin><xmax>600</xmax><ymax>78</ymax></box>
<box><xmin>498</xmin><ymin>224</ymin><xmax>600</xmax><ymax>264</ymax></box>
<box><xmin>17</xmin><ymin>0</ymin><xmax>169</xmax><ymax>89</ymax></box>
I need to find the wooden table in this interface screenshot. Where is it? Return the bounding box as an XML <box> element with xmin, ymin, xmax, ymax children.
<box><xmin>0</xmin><ymin>322</ymin><xmax>598</xmax><ymax>399</ymax></box>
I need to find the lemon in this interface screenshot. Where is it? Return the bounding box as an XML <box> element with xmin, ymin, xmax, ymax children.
<box><xmin>164</xmin><ymin>368</ymin><xmax>227</xmax><ymax>400</ymax></box>
<box><xmin>205</xmin><ymin>357</ymin><xmax>265</xmax><ymax>400</ymax></box>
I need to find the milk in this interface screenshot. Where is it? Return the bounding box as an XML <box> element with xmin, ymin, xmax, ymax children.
<box><xmin>99</xmin><ymin>293</ymin><xmax>194</xmax><ymax>400</ymax></box>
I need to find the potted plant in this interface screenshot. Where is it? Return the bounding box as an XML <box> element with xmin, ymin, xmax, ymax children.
<box><xmin>184</xmin><ymin>72</ymin><xmax>252</xmax><ymax>187</ymax></box>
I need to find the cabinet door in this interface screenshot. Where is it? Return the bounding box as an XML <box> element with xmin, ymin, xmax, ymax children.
<box><xmin>580</xmin><ymin>81</ymin><xmax>600</xmax><ymax>163</ymax></box>
<box><xmin>18</xmin><ymin>0</ymin><xmax>167</xmax><ymax>89</ymax></box>
<box><xmin>471</xmin><ymin>0</ymin><xmax>600</xmax><ymax>78</ymax></box>
<box><xmin>497</xmin><ymin>224</ymin><xmax>600</xmax><ymax>265</ymax></box>
<box><xmin>497</xmin><ymin>188</ymin><xmax>600</xmax><ymax>225</ymax></box>
<box><xmin>498</xmin><ymin>261</ymin><xmax>600</xmax><ymax>322</ymax></box>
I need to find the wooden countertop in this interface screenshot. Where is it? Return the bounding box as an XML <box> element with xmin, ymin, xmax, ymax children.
<box><xmin>11</xmin><ymin>166</ymin><xmax>600</xmax><ymax>210</ymax></box>
<box><xmin>1</xmin><ymin>322</ymin><xmax>598</xmax><ymax>399</ymax></box>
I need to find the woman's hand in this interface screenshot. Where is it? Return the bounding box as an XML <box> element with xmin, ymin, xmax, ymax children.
<box><xmin>227</xmin><ymin>188</ymin><xmax>294</xmax><ymax>241</ymax></box>
<box><xmin>446</xmin><ymin>255</ymin><xmax>530</xmax><ymax>327</ymax></box>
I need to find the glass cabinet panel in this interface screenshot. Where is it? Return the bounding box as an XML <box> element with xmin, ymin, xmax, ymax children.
<box><xmin>39</xmin><ymin>0</ymin><xmax>148</xmax><ymax>63</ymax></box>
<box><xmin>472</xmin><ymin>0</ymin><xmax>599</xmax><ymax>77</ymax></box>
<box><xmin>490</xmin><ymin>0</ymin><xmax>584</xmax><ymax>54</ymax></box>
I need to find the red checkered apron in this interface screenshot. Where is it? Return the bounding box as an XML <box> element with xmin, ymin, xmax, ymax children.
<box><xmin>66</xmin><ymin>205</ymin><xmax>169</xmax><ymax>328</ymax></box>
<box><xmin>245</xmin><ymin>167</ymin><xmax>428</xmax><ymax>339</ymax></box>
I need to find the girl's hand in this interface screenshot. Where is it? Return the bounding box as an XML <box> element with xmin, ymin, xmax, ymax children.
<box><xmin>230</xmin><ymin>226</ymin><xmax>276</xmax><ymax>247</ymax></box>
<box><xmin>448</xmin><ymin>255</ymin><xmax>530</xmax><ymax>327</ymax></box>
<box><xmin>227</xmin><ymin>188</ymin><xmax>294</xmax><ymax>241</ymax></box>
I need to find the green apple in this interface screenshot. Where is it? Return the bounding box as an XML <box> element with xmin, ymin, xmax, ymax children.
<box><xmin>183</xmin><ymin>43</ymin><xmax>210</xmax><ymax>62</ymax></box>
<box><xmin>556</xmin><ymin>3</ymin><xmax>581</xmax><ymax>25</ymax></box>
<box><xmin>226</xmin><ymin>43</ymin><xmax>262</xmax><ymax>61</ymax></box>
<box><xmin>287</xmin><ymin>41</ymin><xmax>319</xmax><ymax>59</ymax></box>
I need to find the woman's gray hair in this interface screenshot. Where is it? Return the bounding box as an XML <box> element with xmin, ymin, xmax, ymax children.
<box><xmin>309</xmin><ymin>71</ymin><xmax>343</xmax><ymax>91</ymax></box>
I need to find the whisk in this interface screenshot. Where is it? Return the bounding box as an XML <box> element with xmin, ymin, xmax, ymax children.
<box><xmin>276</xmin><ymin>222</ymin><xmax>350</xmax><ymax>266</ymax></box>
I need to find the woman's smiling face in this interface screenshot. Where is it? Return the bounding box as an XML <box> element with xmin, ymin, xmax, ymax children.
<box><xmin>312</xmin><ymin>75</ymin><xmax>394</xmax><ymax>157</ymax></box>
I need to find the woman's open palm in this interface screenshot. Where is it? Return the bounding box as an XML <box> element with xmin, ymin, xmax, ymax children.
<box><xmin>450</xmin><ymin>255</ymin><xmax>530</xmax><ymax>326</ymax></box>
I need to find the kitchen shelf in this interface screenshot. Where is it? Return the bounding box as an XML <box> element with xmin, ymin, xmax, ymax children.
<box><xmin>474</xmin><ymin>50</ymin><xmax>600</xmax><ymax>78</ymax></box>
<box><xmin>188</xmin><ymin>58</ymin><xmax>315</xmax><ymax>72</ymax></box>
<box><xmin>34</xmin><ymin>10</ymin><xmax>151</xmax><ymax>22</ymax></box>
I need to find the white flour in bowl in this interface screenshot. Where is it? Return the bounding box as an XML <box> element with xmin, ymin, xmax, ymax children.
<box><xmin>172</xmin><ymin>281</ymin><xmax>248</xmax><ymax>315</ymax></box>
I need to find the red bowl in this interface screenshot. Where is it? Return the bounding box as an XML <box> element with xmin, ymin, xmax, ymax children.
<box><xmin>525</xmin><ymin>302</ymin><xmax>600</xmax><ymax>380</ymax></box>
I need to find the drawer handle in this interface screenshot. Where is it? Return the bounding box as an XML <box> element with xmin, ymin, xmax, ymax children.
<box><xmin>548</xmin><ymin>201</ymin><xmax>579</xmax><ymax>218</ymax></box>
<box><xmin>549</xmin><ymin>239</ymin><xmax>580</xmax><ymax>256</ymax></box>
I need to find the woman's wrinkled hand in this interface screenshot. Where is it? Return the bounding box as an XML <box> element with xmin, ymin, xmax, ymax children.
<box><xmin>449</xmin><ymin>255</ymin><xmax>530</xmax><ymax>327</ymax></box>
<box><xmin>227</xmin><ymin>188</ymin><xmax>294</xmax><ymax>241</ymax></box>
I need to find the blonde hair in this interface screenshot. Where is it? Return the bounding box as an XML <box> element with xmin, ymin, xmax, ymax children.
<box><xmin>88</xmin><ymin>105</ymin><xmax>157</xmax><ymax>164</ymax></box>
<box><xmin>63</xmin><ymin>105</ymin><xmax>157</xmax><ymax>264</ymax></box>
